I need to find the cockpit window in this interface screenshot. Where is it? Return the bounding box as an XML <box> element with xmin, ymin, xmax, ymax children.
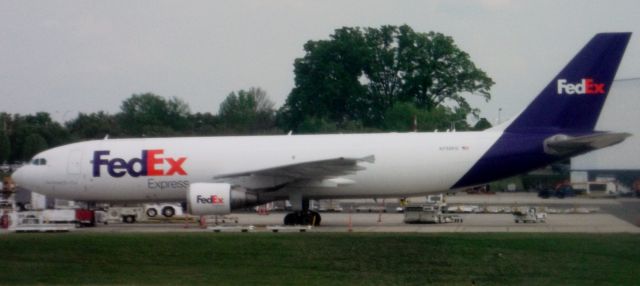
<box><xmin>30</xmin><ymin>158</ymin><xmax>47</xmax><ymax>166</ymax></box>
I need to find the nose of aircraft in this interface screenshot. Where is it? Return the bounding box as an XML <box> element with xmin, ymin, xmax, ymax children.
<box><xmin>11</xmin><ymin>167</ymin><xmax>28</xmax><ymax>191</ymax></box>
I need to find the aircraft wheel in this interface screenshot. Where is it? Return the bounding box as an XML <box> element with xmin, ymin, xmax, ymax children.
<box><xmin>299</xmin><ymin>213</ymin><xmax>311</xmax><ymax>225</ymax></box>
<box><xmin>162</xmin><ymin>206</ymin><xmax>175</xmax><ymax>218</ymax></box>
<box><xmin>146</xmin><ymin>208</ymin><xmax>158</xmax><ymax>217</ymax></box>
<box><xmin>123</xmin><ymin>215</ymin><xmax>136</xmax><ymax>224</ymax></box>
<box><xmin>284</xmin><ymin>213</ymin><xmax>296</xmax><ymax>225</ymax></box>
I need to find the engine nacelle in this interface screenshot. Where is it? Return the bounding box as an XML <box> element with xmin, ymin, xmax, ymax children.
<box><xmin>187</xmin><ymin>183</ymin><xmax>259</xmax><ymax>215</ymax></box>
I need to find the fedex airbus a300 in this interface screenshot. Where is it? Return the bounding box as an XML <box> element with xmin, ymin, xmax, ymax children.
<box><xmin>13</xmin><ymin>33</ymin><xmax>632</xmax><ymax>225</ymax></box>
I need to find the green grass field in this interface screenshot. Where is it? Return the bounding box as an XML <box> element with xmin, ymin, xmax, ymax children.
<box><xmin>1</xmin><ymin>233</ymin><xmax>639</xmax><ymax>285</ymax></box>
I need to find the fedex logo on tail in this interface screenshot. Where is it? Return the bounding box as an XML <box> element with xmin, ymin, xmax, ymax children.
<box><xmin>557</xmin><ymin>78</ymin><xmax>606</xmax><ymax>95</ymax></box>
<box><xmin>92</xmin><ymin>149</ymin><xmax>187</xmax><ymax>178</ymax></box>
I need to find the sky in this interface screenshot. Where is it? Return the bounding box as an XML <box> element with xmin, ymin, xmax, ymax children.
<box><xmin>1</xmin><ymin>0</ymin><xmax>640</xmax><ymax>124</ymax></box>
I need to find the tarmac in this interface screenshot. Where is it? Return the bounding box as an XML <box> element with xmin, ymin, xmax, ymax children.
<box><xmin>72</xmin><ymin>193</ymin><xmax>640</xmax><ymax>234</ymax></box>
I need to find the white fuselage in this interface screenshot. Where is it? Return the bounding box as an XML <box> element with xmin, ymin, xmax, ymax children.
<box><xmin>14</xmin><ymin>131</ymin><xmax>501</xmax><ymax>202</ymax></box>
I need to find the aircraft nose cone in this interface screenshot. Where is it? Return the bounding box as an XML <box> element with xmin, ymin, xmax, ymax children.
<box><xmin>11</xmin><ymin>167</ymin><xmax>28</xmax><ymax>191</ymax></box>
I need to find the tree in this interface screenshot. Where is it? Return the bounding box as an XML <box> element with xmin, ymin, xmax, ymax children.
<box><xmin>278</xmin><ymin>27</ymin><xmax>369</xmax><ymax>130</ymax></box>
<box><xmin>186</xmin><ymin>112</ymin><xmax>221</xmax><ymax>136</ymax></box>
<box><xmin>66</xmin><ymin>111</ymin><xmax>120</xmax><ymax>140</ymax></box>
<box><xmin>7</xmin><ymin>112</ymin><xmax>69</xmax><ymax>162</ymax></box>
<box><xmin>117</xmin><ymin>93</ymin><xmax>190</xmax><ymax>136</ymax></box>
<box><xmin>473</xmin><ymin>118</ymin><xmax>493</xmax><ymax>131</ymax></box>
<box><xmin>218</xmin><ymin>87</ymin><xmax>277</xmax><ymax>134</ymax></box>
<box><xmin>22</xmin><ymin>133</ymin><xmax>47</xmax><ymax>160</ymax></box>
<box><xmin>382</xmin><ymin>102</ymin><xmax>469</xmax><ymax>132</ymax></box>
<box><xmin>278</xmin><ymin>25</ymin><xmax>493</xmax><ymax>131</ymax></box>
<box><xmin>0</xmin><ymin>130</ymin><xmax>10</xmax><ymax>163</ymax></box>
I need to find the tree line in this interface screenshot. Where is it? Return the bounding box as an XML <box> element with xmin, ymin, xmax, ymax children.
<box><xmin>0</xmin><ymin>25</ymin><xmax>493</xmax><ymax>164</ymax></box>
<box><xmin>0</xmin><ymin>88</ymin><xmax>279</xmax><ymax>163</ymax></box>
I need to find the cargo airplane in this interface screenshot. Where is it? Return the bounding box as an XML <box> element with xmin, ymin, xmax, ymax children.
<box><xmin>13</xmin><ymin>33</ymin><xmax>632</xmax><ymax>225</ymax></box>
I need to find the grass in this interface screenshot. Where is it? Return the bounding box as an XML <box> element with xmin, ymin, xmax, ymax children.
<box><xmin>1</xmin><ymin>233</ymin><xmax>639</xmax><ymax>285</ymax></box>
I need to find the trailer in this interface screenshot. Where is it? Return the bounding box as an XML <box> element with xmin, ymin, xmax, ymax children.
<box><xmin>403</xmin><ymin>194</ymin><xmax>464</xmax><ymax>224</ymax></box>
<box><xmin>404</xmin><ymin>204</ymin><xmax>444</xmax><ymax>223</ymax></box>
<box><xmin>513</xmin><ymin>207</ymin><xmax>547</xmax><ymax>223</ymax></box>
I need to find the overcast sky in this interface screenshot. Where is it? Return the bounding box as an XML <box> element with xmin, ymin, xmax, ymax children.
<box><xmin>1</xmin><ymin>0</ymin><xmax>639</xmax><ymax>124</ymax></box>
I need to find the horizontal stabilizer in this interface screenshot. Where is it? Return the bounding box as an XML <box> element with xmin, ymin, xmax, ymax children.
<box><xmin>543</xmin><ymin>132</ymin><xmax>630</xmax><ymax>156</ymax></box>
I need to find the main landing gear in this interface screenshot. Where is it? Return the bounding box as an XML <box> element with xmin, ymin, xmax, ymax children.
<box><xmin>283</xmin><ymin>197</ymin><xmax>321</xmax><ymax>226</ymax></box>
<box><xmin>283</xmin><ymin>210</ymin><xmax>321</xmax><ymax>226</ymax></box>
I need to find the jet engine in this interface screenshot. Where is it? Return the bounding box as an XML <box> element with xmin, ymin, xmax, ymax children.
<box><xmin>187</xmin><ymin>183</ymin><xmax>260</xmax><ymax>215</ymax></box>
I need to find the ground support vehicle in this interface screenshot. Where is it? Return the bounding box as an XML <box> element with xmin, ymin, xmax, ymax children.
<box><xmin>513</xmin><ymin>207</ymin><xmax>547</xmax><ymax>223</ymax></box>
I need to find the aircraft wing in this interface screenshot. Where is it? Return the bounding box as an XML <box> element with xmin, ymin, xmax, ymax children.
<box><xmin>213</xmin><ymin>155</ymin><xmax>375</xmax><ymax>190</ymax></box>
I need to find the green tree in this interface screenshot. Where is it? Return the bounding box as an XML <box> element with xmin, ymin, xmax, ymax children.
<box><xmin>218</xmin><ymin>87</ymin><xmax>277</xmax><ymax>134</ymax></box>
<box><xmin>295</xmin><ymin>117</ymin><xmax>339</xmax><ymax>134</ymax></box>
<box><xmin>187</xmin><ymin>112</ymin><xmax>221</xmax><ymax>136</ymax></box>
<box><xmin>382</xmin><ymin>102</ymin><xmax>469</xmax><ymax>132</ymax></box>
<box><xmin>66</xmin><ymin>111</ymin><xmax>120</xmax><ymax>140</ymax></box>
<box><xmin>278</xmin><ymin>27</ymin><xmax>369</xmax><ymax>130</ymax></box>
<box><xmin>22</xmin><ymin>133</ymin><xmax>47</xmax><ymax>160</ymax></box>
<box><xmin>278</xmin><ymin>25</ymin><xmax>493</xmax><ymax>131</ymax></box>
<box><xmin>473</xmin><ymin>118</ymin><xmax>493</xmax><ymax>131</ymax></box>
<box><xmin>24</xmin><ymin>112</ymin><xmax>70</xmax><ymax>147</ymax></box>
<box><xmin>117</xmin><ymin>93</ymin><xmax>190</xmax><ymax>136</ymax></box>
<box><xmin>7</xmin><ymin>112</ymin><xmax>69</xmax><ymax>162</ymax></box>
<box><xmin>0</xmin><ymin>130</ymin><xmax>10</xmax><ymax>163</ymax></box>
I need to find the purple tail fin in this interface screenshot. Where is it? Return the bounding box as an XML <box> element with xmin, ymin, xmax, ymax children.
<box><xmin>506</xmin><ymin>33</ymin><xmax>631</xmax><ymax>133</ymax></box>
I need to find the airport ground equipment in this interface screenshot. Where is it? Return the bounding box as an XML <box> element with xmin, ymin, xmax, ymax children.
<box><xmin>107</xmin><ymin>206</ymin><xmax>145</xmax><ymax>223</ymax></box>
<box><xmin>403</xmin><ymin>196</ymin><xmax>444</xmax><ymax>224</ymax></box>
<box><xmin>144</xmin><ymin>203</ymin><xmax>183</xmax><ymax>218</ymax></box>
<box><xmin>267</xmin><ymin>225</ymin><xmax>313</xmax><ymax>232</ymax></box>
<box><xmin>513</xmin><ymin>207</ymin><xmax>547</xmax><ymax>223</ymax></box>
<box><xmin>75</xmin><ymin>209</ymin><xmax>97</xmax><ymax>226</ymax></box>
<box><xmin>1</xmin><ymin>176</ymin><xmax>18</xmax><ymax>231</ymax></box>
<box><xmin>634</xmin><ymin>179</ymin><xmax>640</xmax><ymax>197</ymax></box>
<box><xmin>539</xmin><ymin>180</ymin><xmax>625</xmax><ymax>199</ymax></box>
<box><xmin>403</xmin><ymin>194</ymin><xmax>465</xmax><ymax>224</ymax></box>
<box><xmin>209</xmin><ymin>225</ymin><xmax>255</xmax><ymax>232</ymax></box>
<box><xmin>13</xmin><ymin>211</ymin><xmax>74</xmax><ymax>232</ymax></box>
<box><xmin>404</xmin><ymin>204</ymin><xmax>444</xmax><ymax>223</ymax></box>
